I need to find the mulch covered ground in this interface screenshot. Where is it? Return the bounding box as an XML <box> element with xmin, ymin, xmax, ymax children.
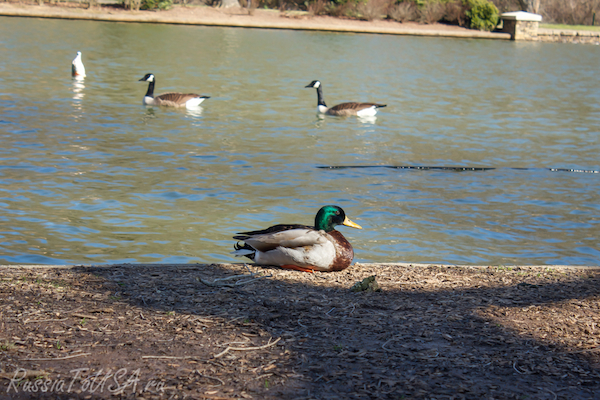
<box><xmin>1</xmin><ymin>263</ymin><xmax>599</xmax><ymax>399</ymax></box>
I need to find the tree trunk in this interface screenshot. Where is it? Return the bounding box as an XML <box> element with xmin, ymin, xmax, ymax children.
<box><xmin>517</xmin><ymin>0</ymin><xmax>540</xmax><ymax>14</ymax></box>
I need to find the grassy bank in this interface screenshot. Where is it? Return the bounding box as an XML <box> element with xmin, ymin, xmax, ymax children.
<box><xmin>541</xmin><ymin>23</ymin><xmax>600</xmax><ymax>31</ymax></box>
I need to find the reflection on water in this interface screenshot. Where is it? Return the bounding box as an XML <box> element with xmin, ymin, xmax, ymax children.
<box><xmin>72</xmin><ymin>79</ymin><xmax>85</xmax><ymax>100</ymax></box>
<box><xmin>357</xmin><ymin>115</ymin><xmax>377</xmax><ymax>124</ymax></box>
<box><xmin>185</xmin><ymin>106</ymin><xmax>204</xmax><ymax>117</ymax></box>
<box><xmin>312</xmin><ymin>113</ymin><xmax>377</xmax><ymax>125</ymax></box>
<box><xmin>0</xmin><ymin>17</ymin><xmax>598</xmax><ymax>267</ymax></box>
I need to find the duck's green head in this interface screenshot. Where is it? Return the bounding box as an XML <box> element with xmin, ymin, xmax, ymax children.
<box><xmin>315</xmin><ymin>205</ymin><xmax>363</xmax><ymax>232</ymax></box>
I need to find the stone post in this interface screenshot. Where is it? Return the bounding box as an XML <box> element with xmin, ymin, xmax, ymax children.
<box><xmin>501</xmin><ymin>11</ymin><xmax>543</xmax><ymax>41</ymax></box>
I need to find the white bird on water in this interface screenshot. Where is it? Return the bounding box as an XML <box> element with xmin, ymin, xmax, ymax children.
<box><xmin>72</xmin><ymin>51</ymin><xmax>86</xmax><ymax>79</ymax></box>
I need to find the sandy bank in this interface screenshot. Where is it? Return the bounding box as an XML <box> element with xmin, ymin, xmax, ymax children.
<box><xmin>0</xmin><ymin>2</ymin><xmax>512</xmax><ymax>39</ymax></box>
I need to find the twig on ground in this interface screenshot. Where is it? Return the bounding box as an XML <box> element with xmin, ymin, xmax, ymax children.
<box><xmin>198</xmin><ymin>268</ymin><xmax>271</xmax><ymax>288</ymax></box>
<box><xmin>391</xmin><ymin>280</ymin><xmax>431</xmax><ymax>285</ymax></box>
<box><xmin>513</xmin><ymin>361</ymin><xmax>525</xmax><ymax>374</ymax></box>
<box><xmin>71</xmin><ymin>313</ymin><xmax>98</xmax><ymax>320</ymax></box>
<box><xmin>538</xmin><ymin>387</ymin><xmax>558</xmax><ymax>400</ymax></box>
<box><xmin>23</xmin><ymin>352</ymin><xmax>91</xmax><ymax>361</ymax></box>
<box><xmin>195</xmin><ymin>371</ymin><xmax>225</xmax><ymax>386</ymax></box>
<box><xmin>23</xmin><ymin>318</ymin><xmax>68</xmax><ymax>324</ymax></box>
<box><xmin>220</xmin><ymin>338</ymin><xmax>251</xmax><ymax>346</ymax></box>
<box><xmin>344</xmin><ymin>303</ymin><xmax>356</xmax><ymax>315</ymax></box>
<box><xmin>142</xmin><ymin>355</ymin><xmax>204</xmax><ymax>360</ymax></box>
<box><xmin>381</xmin><ymin>335</ymin><xmax>409</xmax><ymax>353</ymax></box>
<box><xmin>214</xmin><ymin>337</ymin><xmax>281</xmax><ymax>358</ymax></box>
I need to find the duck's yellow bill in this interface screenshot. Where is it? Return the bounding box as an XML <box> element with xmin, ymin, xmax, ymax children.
<box><xmin>343</xmin><ymin>216</ymin><xmax>363</xmax><ymax>230</ymax></box>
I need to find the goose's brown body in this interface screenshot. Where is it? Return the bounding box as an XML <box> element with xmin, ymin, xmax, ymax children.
<box><xmin>306</xmin><ymin>80</ymin><xmax>386</xmax><ymax>117</ymax></box>
<box><xmin>146</xmin><ymin>92</ymin><xmax>206</xmax><ymax>108</ymax></box>
<box><xmin>139</xmin><ymin>73</ymin><xmax>209</xmax><ymax>108</ymax></box>
<box><xmin>327</xmin><ymin>101</ymin><xmax>387</xmax><ymax>116</ymax></box>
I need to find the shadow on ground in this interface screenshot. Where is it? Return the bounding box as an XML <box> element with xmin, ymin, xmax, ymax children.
<box><xmin>0</xmin><ymin>263</ymin><xmax>599</xmax><ymax>399</ymax></box>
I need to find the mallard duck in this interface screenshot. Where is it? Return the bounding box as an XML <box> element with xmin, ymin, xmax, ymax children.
<box><xmin>305</xmin><ymin>80</ymin><xmax>386</xmax><ymax>117</ymax></box>
<box><xmin>232</xmin><ymin>205</ymin><xmax>362</xmax><ymax>272</ymax></box>
<box><xmin>139</xmin><ymin>73</ymin><xmax>210</xmax><ymax>108</ymax></box>
<box><xmin>72</xmin><ymin>51</ymin><xmax>86</xmax><ymax>79</ymax></box>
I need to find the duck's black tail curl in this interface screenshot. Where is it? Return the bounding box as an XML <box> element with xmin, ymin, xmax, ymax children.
<box><xmin>233</xmin><ymin>242</ymin><xmax>256</xmax><ymax>260</ymax></box>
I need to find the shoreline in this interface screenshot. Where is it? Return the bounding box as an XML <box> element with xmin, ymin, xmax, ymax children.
<box><xmin>0</xmin><ymin>2</ymin><xmax>511</xmax><ymax>39</ymax></box>
<box><xmin>3</xmin><ymin>3</ymin><xmax>599</xmax><ymax>43</ymax></box>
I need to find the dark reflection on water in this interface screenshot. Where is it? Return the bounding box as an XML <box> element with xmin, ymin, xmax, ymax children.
<box><xmin>0</xmin><ymin>17</ymin><xmax>599</xmax><ymax>266</ymax></box>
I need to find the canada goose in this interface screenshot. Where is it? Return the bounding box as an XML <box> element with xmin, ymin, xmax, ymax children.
<box><xmin>71</xmin><ymin>51</ymin><xmax>86</xmax><ymax>78</ymax></box>
<box><xmin>305</xmin><ymin>80</ymin><xmax>386</xmax><ymax>117</ymax></box>
<box><xmin>139</xmin><ymin>73</ymin><xmax>209</xmax><ymax>108</ymax></box>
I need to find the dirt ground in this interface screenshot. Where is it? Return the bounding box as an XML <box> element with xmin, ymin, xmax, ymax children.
<box><xmin>1</xmin><ymin>263</ymin><xmax>599</xmax><ymax>399</ymax></box>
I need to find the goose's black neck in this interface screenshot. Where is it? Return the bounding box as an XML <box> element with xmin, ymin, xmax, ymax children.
<box><xmin>145</xmin><ymin>80</ymin><xmax>155</xmax><ymax>98</ymax></box>
<box><xmin>316</xmin><ymin>85</ymin><xmax>327</xmax><ymax>107</ymax></box>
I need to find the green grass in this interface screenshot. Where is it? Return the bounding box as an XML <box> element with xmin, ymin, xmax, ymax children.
<box><xmin>540</xmin><ymin>23</ymin><xmax>600</xmax><ymax>32</ymax></box>
<box><xmin>1</xmin><ymin>341</ymin><xmax>16</xmax><ymax>351</ymax></box>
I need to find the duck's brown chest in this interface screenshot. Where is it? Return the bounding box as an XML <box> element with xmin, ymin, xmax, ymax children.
<box><xmin>328</xmin><ymin>230</ymin><xmax>355</xmax><ymax>271</ymax></box>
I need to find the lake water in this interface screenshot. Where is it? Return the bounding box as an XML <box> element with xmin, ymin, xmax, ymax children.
<box><xmin>0</xmin><ymin>16</ymin><xmax>599</xmax><ymax>266</ymax></box>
